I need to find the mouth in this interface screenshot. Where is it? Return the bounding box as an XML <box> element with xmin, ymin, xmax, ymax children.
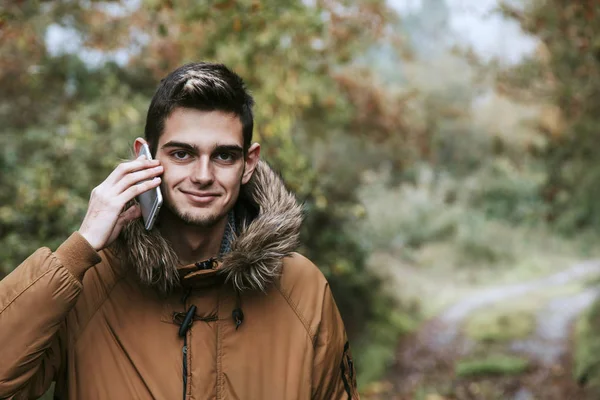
<box><xmin>181</xmin><ymin>190</ymin><xmax>220</xmax><ymax>205</ymax></box>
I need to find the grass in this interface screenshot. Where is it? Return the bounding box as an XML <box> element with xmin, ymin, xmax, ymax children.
<box><xmin>455</xmin><ymin>355</ymin><xmax>529</xmax><ymax>378</ymax></box>
<box><xmin>465</xmin><ymin>309</ymin><xmax>536</xmax><ymax>343</ymax></box>
<box><xmin>574</xmin><ymin>298</ymin><xmax>600</xmax><ymax>393</ymax></box>
<box><xmin>463</xmin><ymin>283</ymin><xmax>585</xmax><ymax>343</ymax></box>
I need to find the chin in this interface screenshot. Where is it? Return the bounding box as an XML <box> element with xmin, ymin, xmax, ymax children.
<box><xmin>179</xmin><ymin>209</ymin><xmax>227</xmax><ymax>227</ymax></box>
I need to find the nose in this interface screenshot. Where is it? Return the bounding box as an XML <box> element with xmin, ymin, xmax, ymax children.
<box><xmin>190</xmin><ymin>156</ymin><xmax>215</xmax><ymax>186</ymax></box>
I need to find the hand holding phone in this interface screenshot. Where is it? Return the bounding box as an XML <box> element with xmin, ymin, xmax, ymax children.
<box><xmin>78</xmin><ymin>153</ymin><xmax>163</xmax><ymax>250</ymax></box>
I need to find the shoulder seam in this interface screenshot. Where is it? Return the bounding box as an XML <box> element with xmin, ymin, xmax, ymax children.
<box><xmin>0</xmin><ymin>249</ymin><xmax>81</xmax><ymax>314</ymax></box>
<box><xmin>274</xmin><ymin>282</ymin><xmax>316</xmax><ymax>343</ymax></box>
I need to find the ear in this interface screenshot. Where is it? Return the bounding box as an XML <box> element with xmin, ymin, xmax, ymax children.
<box><xmin>241</xmin><ymin>143</ymin><xmax>261</xmax><ymax>185</ymax></box>
<box><xmin>133</xmin><ymin>137</ymin><xmax>148</xmax><ymax>158</ymax></box>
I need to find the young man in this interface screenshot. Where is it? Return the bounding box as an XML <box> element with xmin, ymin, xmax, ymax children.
<box><xmin>0</xmin><ymin>63</ymin><xmax>359</xmax><ymax>399</ymax></box>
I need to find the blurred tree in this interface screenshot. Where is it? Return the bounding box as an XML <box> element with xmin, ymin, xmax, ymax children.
<box><xmin>500</xmin><ymin>1</ymin><xmax>600</xmax><ymax>232</ymax></box>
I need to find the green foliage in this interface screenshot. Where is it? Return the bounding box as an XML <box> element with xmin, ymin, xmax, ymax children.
<box><xmin>467</xmin><ymin>158</ymin><xmax>548</xmax><ymax>225</ymax></box>
<box><xmin>574</xmin><ymin>297</ymin><xmax>600</xmax><ymax>393</ymax></box>
<box><xmin>356</xmin><ymin>158</ymin><xmax>549</xmax><ymax>267</ymax></box>
<box><xmin>501</xmin><ymin>1</ymin><xmax>600</xmax><ymax>234</ymax></box>
<box><xmin>0</xmin><ymin>79</ymin><xmax>147</xmax><ymax>272</ymax></box>
<box><xmin>355</xmin><ymin>307</ymin><xmax>418</xmax><ymax>386</ymax></box>
<box><xmin>356</xmin><ymin>165</ymin><xmax>460</xmax><ymax>252</ymax></box>
<box><xmin>455</xmin><ymin>355</ymin><xmax>529</xmax><ymax>378</ymax></box>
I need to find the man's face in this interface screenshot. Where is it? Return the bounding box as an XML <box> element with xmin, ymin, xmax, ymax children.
<box><xmin>155</xmin><ymin>108</ymin><xmax>251</xmax><ymax>228</ymax></box>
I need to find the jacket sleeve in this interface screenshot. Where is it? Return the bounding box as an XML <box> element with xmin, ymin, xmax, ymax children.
<box><xmin>311</xmin><ymin>284</ymin><xmax>360</xmax><ymax>400</ymax></box>
<box><xmin>0</xmin><ymin>232</ymin><xmax>102</xmax><ymax>398</ymax></box>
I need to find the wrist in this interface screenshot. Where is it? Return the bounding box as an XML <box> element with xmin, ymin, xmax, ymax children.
<box><xmin>57</xmin><ymin>232</ymin><xmax>103</xmax><ymax>281</ymax></box>
<box><xmin>78</xmin><ymin>230</ymin><xmax>101</xmax><ymax>251</ymax></box>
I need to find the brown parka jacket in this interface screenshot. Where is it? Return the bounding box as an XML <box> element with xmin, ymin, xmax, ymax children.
<box><xmin>0</xmin><ymin>161</ymin><xmax>359</xmax><ymax>400</ymax></box>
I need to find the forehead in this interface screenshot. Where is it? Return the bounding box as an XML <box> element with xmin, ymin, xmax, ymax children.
<box><xmin>159</xmin><ymin>108</ymin><xmax>243</xmax><ymax>147</ymax></box>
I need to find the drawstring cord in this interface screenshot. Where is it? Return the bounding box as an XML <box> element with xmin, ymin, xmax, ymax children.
<box><xmin>181</xmin><ymin>287</ymin><xmax>192</xmax><ymax>304</ymax></box>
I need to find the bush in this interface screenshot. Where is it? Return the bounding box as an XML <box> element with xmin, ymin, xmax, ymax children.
<box><xmin>467</xmin><ymin>157</ymin><xmax>547</xmax><ymax>225</ymax></box>
<box><xmin>574</xmin><ymin>298</ymin><xmax>600</xmax><ymax>393</ymax></box>
<box><xmin>356</xmin><ymin>162</ymin><xmax>546</xmax><ymax>268</ymax></box>
<box><xmin>356</xmin><ymin>164</ymin><xmax>461</xmax><ymax>252</ymax></box>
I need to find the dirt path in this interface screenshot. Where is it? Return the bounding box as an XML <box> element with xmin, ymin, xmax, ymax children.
<box><xmin>511</xmin><ymin>287</ymin><xmax>600</xmax><ymax>366</ymax></box>
<box><xmin>365</xmin><ymin>260</ymin><xmax>600</xmax><ymax>399</ymax></box>
<box><xmin>427</xmin><ymin>260</ymin><xmax>600</xmax><ymax>353</ymax></box>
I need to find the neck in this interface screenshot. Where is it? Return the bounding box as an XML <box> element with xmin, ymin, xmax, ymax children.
<box><xmin>158</xmin><ymin>210</ymin><xmax>228</xmax><ymax>265</ymax></box>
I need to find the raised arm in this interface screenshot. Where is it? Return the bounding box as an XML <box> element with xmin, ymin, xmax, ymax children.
<box><xmin>0</xmin><ymin>154</ymin><xmax>162</xmax><ymax>398</ymax></box>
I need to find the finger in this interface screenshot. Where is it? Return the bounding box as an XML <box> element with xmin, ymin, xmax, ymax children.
<box><xmin>118</xmin><ymin>177</ymin><xmax>162</xmax><ymax>204</ymax></box>
<box><xmin>118</xmin><ymin>203</ymin><xmax>142</xmax><ymax>224</ymax></box>
<box><xmin>111</xmin><ymin>205</ymin><xmax>142</xmax><ymax>241</ymax></box>
<box><xmin>105</xmin><ymin>156</ymin><xmax>161</xmax><ymax>186</ymax></box>
<box><xmin>114</xmin><ymin>165</ymin><xmax>164</xmax><ymax>194</ymax></box>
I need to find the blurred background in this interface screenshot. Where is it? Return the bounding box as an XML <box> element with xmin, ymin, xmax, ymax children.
<box><xmin>2</xmin><ymin>0</ymin><xmax>600</xmax><ymax>398</ymax></box>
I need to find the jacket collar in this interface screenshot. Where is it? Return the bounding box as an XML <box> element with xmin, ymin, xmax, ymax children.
<box><xmin>112</xmin><ymin>160</ymin><xmax>303</xmax><ymax>294</ymax></box>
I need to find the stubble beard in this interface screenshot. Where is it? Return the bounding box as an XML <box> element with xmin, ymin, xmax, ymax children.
<box><xmin>165</xmin><ymin>200</ymin><xmax>228</xmax><ymax>228</ymax></box>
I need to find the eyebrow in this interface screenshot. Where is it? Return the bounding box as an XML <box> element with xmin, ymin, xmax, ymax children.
<box><xmin>161</xmin><ymin>141</ymin><xmax>243</xmax><ymax>154</ymax></box>
<box><xmin>214</xmin><ymin>144</ymin><xmax>243</xmax><ymax>154</ymax></box>
<box><xmin>161</xmin><ymin>141</ymin><xmax>198</xmax><ymax>152</ymax></box>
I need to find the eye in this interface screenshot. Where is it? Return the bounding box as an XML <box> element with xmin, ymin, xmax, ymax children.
<box><xmin>172</xmin><ymin>151</ymin><xmax>189</xmax><ymax>160</ymax></box>
<box><xmin>215</xmin><ymin>152</ymin><xmax>234</xmax><ymax>162</ymax></box>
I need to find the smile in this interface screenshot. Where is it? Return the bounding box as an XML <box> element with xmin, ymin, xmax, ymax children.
<box><xmin>181</xmin><ymin>191</ymin><xmax>220</xmax><ymax>204</ymax></box>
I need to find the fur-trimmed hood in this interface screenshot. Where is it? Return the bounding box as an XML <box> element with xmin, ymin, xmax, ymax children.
<box><xmin>112</xmin><ymin>161</ymin><xmax>304</xmax><ymax>293</ymax></box>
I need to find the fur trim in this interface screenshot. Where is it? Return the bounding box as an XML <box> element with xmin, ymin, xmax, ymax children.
<box><xmin>112</xmin><ymin>161</ymin><xmax>303</xmax><ymax>293</ymax></box>
<box><xmin>220</xmin><ymin>161</ymin><xmax>304</xmax><ymax>292</ymax></box>
<box><xmin>111</xmin><ymin>218</ymin><xmax>180</xmax><ymax>294</ymax></box>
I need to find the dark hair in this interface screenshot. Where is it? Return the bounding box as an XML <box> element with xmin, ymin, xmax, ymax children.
<box><xmin>144</xmin><ymin>62</ymin><xmax>255</xmax><ymax>155</ymax></box>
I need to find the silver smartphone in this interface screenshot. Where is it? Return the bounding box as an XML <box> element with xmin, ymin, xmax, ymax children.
<box><xmin>136</xmin><ymin>143</ymin><xmax>163</xmax><ymax>230</ymax></box>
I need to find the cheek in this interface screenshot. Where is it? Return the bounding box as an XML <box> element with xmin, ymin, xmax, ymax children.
<box><xmin>161</xmin><ymin>165</ymin><xmax>186</xmax><ymax>187</ymax></box>
<box><xmin>221</xmin><ymin>169</ymin><xmax>243</xmax><ymax>194</ymax></box>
